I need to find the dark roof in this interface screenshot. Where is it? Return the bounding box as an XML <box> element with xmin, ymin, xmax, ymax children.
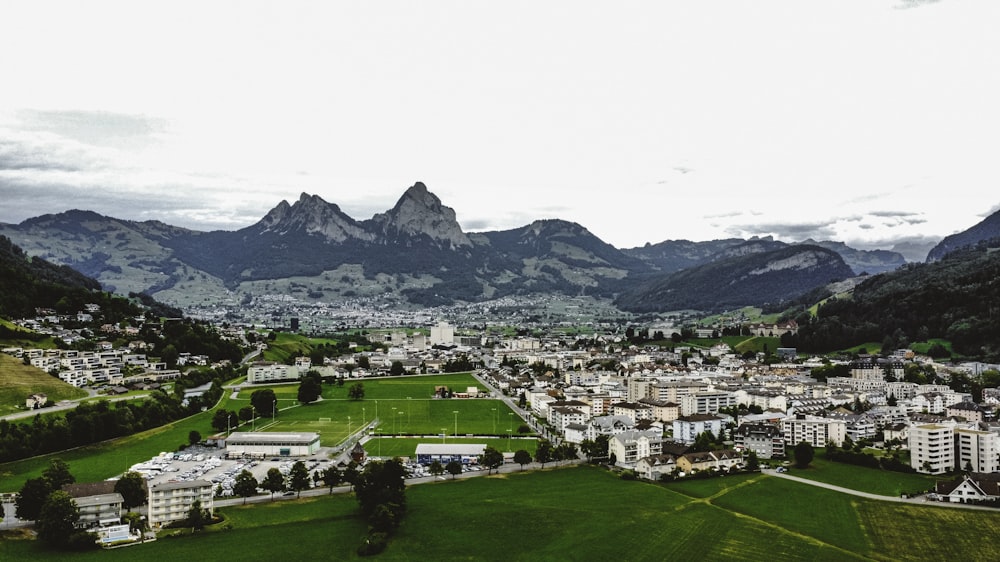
<box><xmin>62</xmin><ymin>480</ymin><xmax>120</xmax><ymax>498</ymax></box>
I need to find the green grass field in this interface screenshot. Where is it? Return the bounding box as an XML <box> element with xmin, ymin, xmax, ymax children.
<box><xmin>787</xmin><ymin>456</ymin><xmax>938</xmax><ymax>496</ymax></box>
<box><xmin>234</xmin><ymin>374</ymin><xmax>526</xmax><ymax>446</ymax></box>
<box><xmin>0</xmin><ymin>353</ymin><xmax>89</xmax><ymax>416</ymax></box>
<box><xmin>4</xmin><ymin>466</ymin><xmax>998</xmax><ymax>561</ymax></box>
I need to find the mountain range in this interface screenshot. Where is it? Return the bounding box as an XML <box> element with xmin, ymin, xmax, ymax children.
<box><xmin>1</xmin><ymin>182</ymin><xmax>998</xmax><ymax>314</ymax></box>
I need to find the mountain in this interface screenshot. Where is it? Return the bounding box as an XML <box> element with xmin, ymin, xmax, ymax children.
<box><xmin>0</xmin><ymin>182</ymin><xmax>925</xmax><ymax>312</ymax></box>
<box><xmin>614</xmin><ymin>245</ymin><xmax>856</xmax><ymax>314</ymax></box>
<box><xmin>787</xmin><ymin>237</ymin><xmax>1000</xmax><ymax>360</ymax></box>
<box><xmin>625</xmin><ymin>236</ymin><xmax>905</xmax><ymax>276</ymax></box>
<box><xmin>926</xmin><ymin>207</ymin><xmax>1000</xmax><ymax>262</ymax></box>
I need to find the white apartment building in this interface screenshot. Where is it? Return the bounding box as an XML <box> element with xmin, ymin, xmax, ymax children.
<box><xmin>609</xmin><ymin>430</ymin><xmax>664</xmax><ymax>467</ymax></box>
<box><xmin>781</xmin><ymin>414</ymin><xmax>846</xmax><ymax>448</ymax></box>
<box><xmin>909</xmin><ymin>422</ymin><xmax>955</xmax><ymax>475</ymax></box>
<box><xmin>955</xmin><ymin>426</ymin><xmax>1000</xmax><ymax>474</ymax></box>
<box><xmin>672</xmin><ymin>414</ymin><xmax>724</xmax><ymax>445</ymax></box>
<box><xmin>148</xmin><ymin>480</ymin><xmax>214</xmax><ymax>529</ymax></box>
<box><xmin>680</xmin><ymin>391</ymin><xmax>736</xmax><ymax>416</ymax></box>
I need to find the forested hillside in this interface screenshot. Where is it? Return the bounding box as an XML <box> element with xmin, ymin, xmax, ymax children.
<box><xmin>784</xmin><ymin>238</ymin><xmax>1000</xmax><ymax>360</ymax></box>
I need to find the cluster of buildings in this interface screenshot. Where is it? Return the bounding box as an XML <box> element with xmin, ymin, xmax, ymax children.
<box><xmin>2</xmin><ymin>345</ymin><xmax>183</xmax><ymax>388</ymax></box>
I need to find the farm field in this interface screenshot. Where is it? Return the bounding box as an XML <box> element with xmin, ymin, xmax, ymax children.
<box><xmin>4</xmin><ymin>466</ymin><xmax>998</xmax><ymax>561</ymax></box>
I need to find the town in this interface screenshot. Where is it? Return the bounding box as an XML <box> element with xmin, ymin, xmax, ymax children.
<box><xmin>5</xmin><ymin>298</ymin><xmax>1000</xmax><ymax>556</ymax></box>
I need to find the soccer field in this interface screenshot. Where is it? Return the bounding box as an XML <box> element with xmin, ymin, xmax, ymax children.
<box><xmin>235</xmin><ymin>373</ymin><xmax>527</xmax><ymax>446</ymax></box>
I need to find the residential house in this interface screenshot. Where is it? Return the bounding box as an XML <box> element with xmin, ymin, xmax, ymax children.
<box><xmin>935</xmin><ymin>473</ymin><xmax>1000</xmax><ymax>504</ymax></box>
<box><xmin>677</xmin><ymin>449</ymin><xmax>743</xmax><ymax>474</ymax></box>
<box><xmin>62</xmin><ymin>481</ymin><xmax>125</xmax><ymax>529</ymax></box>
<box><xmin>635</xmin><ymin>454</ymin><xmax>678</xmax><ymax>480</ymax></box>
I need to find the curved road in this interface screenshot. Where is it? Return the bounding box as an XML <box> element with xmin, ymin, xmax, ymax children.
<box><xmin>762</xmin><ymin>468</ymin><xmax>996</xmax><ymax>511</ymax></box>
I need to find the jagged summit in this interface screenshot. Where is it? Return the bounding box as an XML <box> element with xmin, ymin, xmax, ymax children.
<box><xmin>256</xmin><ymin>192</ymin><xmax>372</xmax><ymax>242</ymax></box>
<box><xmin>367</xmin><ymin>182</ymin><xmax>472</xmax><ymax>248</ymax></box>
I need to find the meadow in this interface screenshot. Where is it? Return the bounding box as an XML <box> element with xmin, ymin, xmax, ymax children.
<box><xmin>3</xmin><ymin>466</ymin><xmax>998</xmax><ymax>561</ymax></box>
<box><xmin>786</xmin><ymin>456</ymin><xmax>938</xmax><ymax>496</ymax></box>
<box><xmin>0</xmin><ymin>354</ymin><xmax>88</xmax><ymax>416</ymax></box>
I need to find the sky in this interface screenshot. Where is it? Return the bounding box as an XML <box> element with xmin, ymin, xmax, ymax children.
<box><xmin>1</xmin><ymin>0</ymin><xmax>998</xmax><ymax>252</ymax></box>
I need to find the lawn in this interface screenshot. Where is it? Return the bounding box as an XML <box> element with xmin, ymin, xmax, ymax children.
<box><xmin>787</xmin><ymin>456</ymin><xmax>938</xmax><ymax>496</ymax></box>
<box><xmin>4</xmin><ymin>466</ymin><xmax>1000</xmax><ymax>561</ymax></box>
<box><xmin>0</xmin><ymin>353</ymin><xmax>88</xmax><ymax>416</ymax></box>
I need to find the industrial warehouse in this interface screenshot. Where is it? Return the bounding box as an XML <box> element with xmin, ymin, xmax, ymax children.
<box><xmin>220</xmin><ymin>431</ymin><xmax>322</xmax><ymax>457</ymax></box>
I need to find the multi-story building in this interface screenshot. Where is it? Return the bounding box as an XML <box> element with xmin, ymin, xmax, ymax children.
<box><xmin>781</xmin><ymin>414</ymin><xmax>846</xmax><ymax>448</ymax></box>
<box><xmin>148</xmin><ymin>480</ymin><xmax>214</xmax><ymax>529</ymax></box>
<box><xmin>680</xmin><ymin>391</ymin><xmax>736</xmax><ymax>416</ymax></box>
<box><xmin>672</xmin><ymin>414</ymin><xmax>724</xmax><ymax>445</ymax></box>
<box><xmin>955</xmin><ymin>426</ymin><xmax>1000</xmax><ymax>474</ymax></box>
<box><xmin>609</xmin><ymin>430</ymin><xmax>664</xmax><ymax>467</ymax></box>
<box><xmin>909</xmin><ymin>422</ymin><xmax>955</xmax><ymax>475</ymax></box>
<box><xmin>733</xmin><ymin>422</ymin><xmax>785</xmax><ymax>459</ymax></box>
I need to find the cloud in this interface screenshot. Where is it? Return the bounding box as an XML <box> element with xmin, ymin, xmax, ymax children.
<box><xmin>15</xmin><ymin>109</ymin><xmax>167</xmax><ymax>149</ymax></box>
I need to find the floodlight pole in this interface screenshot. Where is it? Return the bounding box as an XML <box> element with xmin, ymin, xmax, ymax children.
<box><xmin>453</xmin><ymin>410</ymin><xmax>459</xmax><ymax>436</ymax></box>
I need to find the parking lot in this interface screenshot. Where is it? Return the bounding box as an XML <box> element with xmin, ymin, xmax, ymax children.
<box><xmin>132</xmin><ymin>445</ymin><xmax>333</xmax><ymax>496</ymax></box>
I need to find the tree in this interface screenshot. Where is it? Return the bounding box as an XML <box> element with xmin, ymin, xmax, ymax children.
<box><xmin>233</xmin><ymin>470</ymin><xmax>259</xmax><ymax>504</ymax></box>
<box><xmin>188</xmin><ymin>430</ymin><xmax>202</xmax><ymax>446</ymax></box>
<box><xmin>251</xmin><ymin>388</ymin><xmax>277</xmax><ymax>418</ymax></box>
<box><xmin>239</xmin><ymin>406</ymin><xmax>255</xmax><ymax>422</ymax></box>
<box><xmin>42</xmin><ymin>458</ymin><xmax>75</xmax><ymax>489</ymax></box>
<box><xmin>211</xmin><ymin>409</ymin><xmax>237</xmax><ymax>433</ymax></box>
<box><xmin>187</xmin><ymin>498</ymin><xmax>208</xmax><ymax>531</ymax></box>
<box><xmin>262</xmin><ymin>467</ymin><xmax>285</xmax><ymax>501</ymax></box>
<box><xmin>15</xmin><ymin>477</ymin><xmax>53</xmax><ymax>520</ymax></box>
<box><xmin>389</xmin><ymin>360</ymin><xmax>405</xmax><ymax>376</ymax></box>
<box><xmin>479</xmin><ymin>446</ymin><xmax>504</xmax><ymax>475</ymax></box>
<box><xmin>793</xmin><ymin>441</ymin><xmax>815</xmax><ymax>469</ymax></box>
<box><xmin>513</xmin><ymin>449</ymin><xmax>532</xmax><ymax>471</ymax></box>
<box><xmin>535</xmin><ymin>440</ymin><xmax>553</xmax><ymax>468</ymax></box>
<box><xmin>35</xmin><ymin>490</ymin><xmax>80</xmax><ymax>547</ymax></box>
<box><xmin>428</xmin><ymin>460</ymin><xmax>444</xmax><ymax>477</ymax></box>
<box><xmin>348</xmin><ymin>382</ymin><xmax>365</xmax><ymax>401</ymax></box>
<box><xmin>289</xmin><ymin>460</ymin><xmax>311</xmax><ymax>498</ymax></box>
<box><xmin>354</xmin><ymin>459</ymin><xmax>407</xmax><ymax>532</ymax></box>
<box><xmin>343</xmin><ymin>461</ymin><xmax>361</xmax><ymax>491</ymax></box>
<box><xmin>323</xmin><ymin>465</ymin><xmax>342</xmax><ymax>493</ymax></box>
<box><xmin>114</xmin><ymin>471</ymin><xmax>147</xmax><ymax>510</ymax></box>
<box><xmin>446</xmin><ymin>460</ymin><xmax>463</xmax><ymax>479</ymax></box>
<box><xmin>745</xmin><ymin>451</ymin><xmax>760</xmax><ymax>472</ymax></box>
<box><xmin>297</xmin><ymin>376</ymin><xmax>322</xmax><ymax>405</ymax></box>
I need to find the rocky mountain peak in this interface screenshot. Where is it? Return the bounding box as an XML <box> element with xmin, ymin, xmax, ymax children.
<box><xmin>256</xmin><ymin>193</ymin><xmax>372</xmax><ymax>243</ymax></box>
<box><xmin>369</xmin><ymin>182</ymin><xmax>472</xmax><ymax>248</ymax></box>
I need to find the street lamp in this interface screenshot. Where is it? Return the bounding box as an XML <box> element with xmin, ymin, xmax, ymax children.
<box><xmin>348</xmin><ymin>416</ymin><xmax>351</xmax><ymax>438</ymax></box>
<box><xmin>252</xmin><ymin>405</ymin><xmax>256</xmax><ymax>432</ymax></box>
<box><xmin>507</xmin><ymin>429</ymin><xmax>512</xmax><ymax>452</ymax></box>
<box><xmin>453</xmin><ymin>410</ymin><xmax>459</xmax><ymax>436</ymax></box>
<box><xmin>273</xmin><ymin>399</ymin><xmax>277</xmax><ymax>423</ymax></box>
<box><xmin>441</xmin><ymin>428</ymin><xmax>447</xmax><ymax>444</ymax></box>
<box><xmin>508</xmin><ymin>412</ymin><xmax>513</xmax><ymax>433</ymax></box>
<box><xmin>392</xmin><ymin>407</ymin><xmax>397</xmax><ymax>435</ymax></box>
<box><xmin>398</xmin><ymin>411</ymin><xmax>404</xmax><ymax>436</ymax></box>
<box><xmin>491</xmin><ymin>408</ymin><xmax>496</xmax><ymax>434</ymax></box>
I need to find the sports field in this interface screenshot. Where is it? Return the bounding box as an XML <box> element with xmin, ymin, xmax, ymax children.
<box><xmin>231</xmin><ymin>373</ymin><xmax>525</xmax><ymax>446</ymax></box>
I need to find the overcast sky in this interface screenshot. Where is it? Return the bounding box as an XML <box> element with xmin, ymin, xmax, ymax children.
<box><xmin>1</xmin><ymin>0</ymin><xmax>998</xmax><ymax>250</ymax></box>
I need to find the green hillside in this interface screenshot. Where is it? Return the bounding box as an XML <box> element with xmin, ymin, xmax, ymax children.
<box><xmin>0</xmin><ymin>353</ymin><xmax>88</xmax><ymax>416</ymax></box>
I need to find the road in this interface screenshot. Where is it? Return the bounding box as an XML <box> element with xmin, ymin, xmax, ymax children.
<box><xmin>762</xmin><ymin>468</ymin><xmax>997</xmax><ymax>511</ymax></box>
